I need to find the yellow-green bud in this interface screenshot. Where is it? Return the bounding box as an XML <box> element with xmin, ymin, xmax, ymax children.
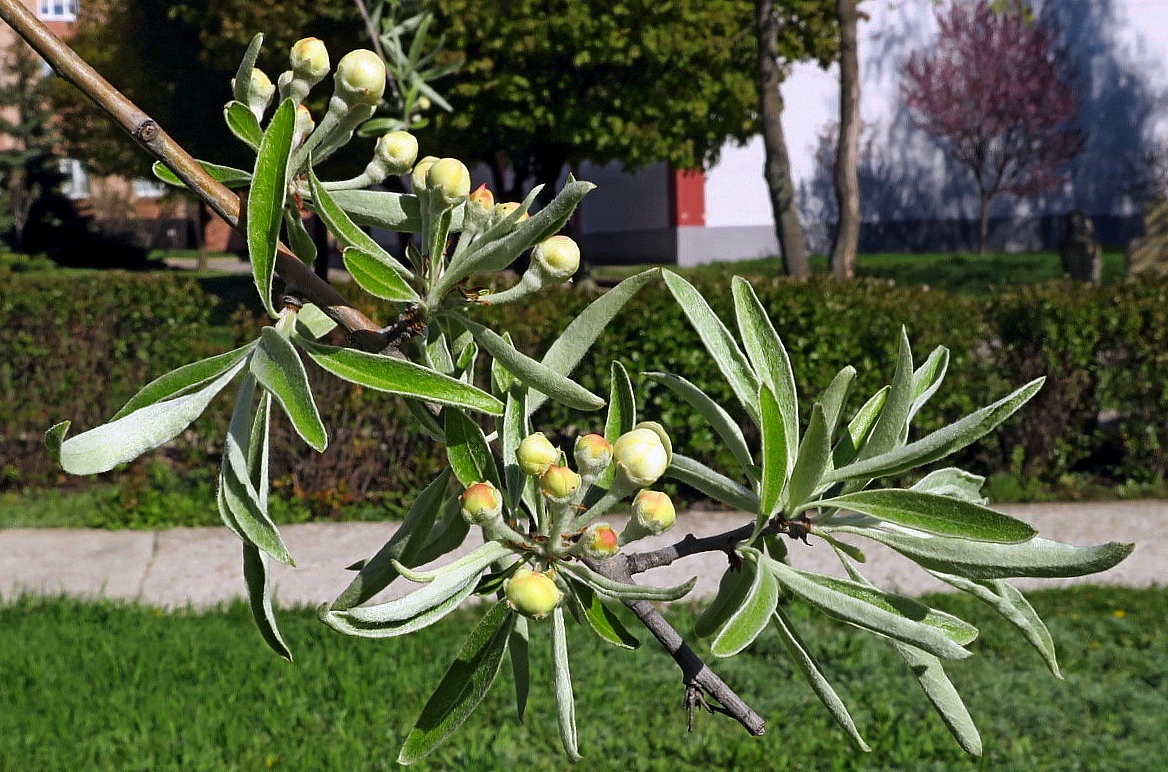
<box><xmin>493</xmin><ymin>201</ymin><xmax>530</xmax><ymax>224</ymax></box>
<box><xmin>469</xmin><ymin>183</ymin><xmax>495</xmax><ymax>212</ymax></box>
<box><xmin>581</xmin><ymin>522</ymin><xmax>620</xmax><ymax>559</ymax></box>
<box><xmin>335</xmin><ymin>49</ymin><xmax>386</xmax><ymax>106</ymax></box>
<box><xmin>574</xmin><ymin>433</ymin><xmax>612</xmax><ymax>476</ymax></box>
<box><xmin>426</xmin><ymin>157</ymin><xmax>471</xmax><ymax>205</ymax></box>
<box><xmin>632</xmin><ymin>490</ymin><xmax>676</xmax><ymax>534</ymax></box>
<box><xmin>613</xmin><ymin>423</ymin><xmax>672</xmax><ymax>488</ymax></box>
<box><xmin>505</xmin><ymin>567</ymin><xmax>562</xmax><ymax>620</ymax></box>
<box><xmin>293</xmin><ymin>104</ymin><xmax>315</xmax><ymax>147</ymax></box>
<box><xmin>290</xmin><ymin>37</ymin><xmax>330</xmax><ymax>82</ymax></box>
<box><xmin>540</xmin><ymin>464</ymin><xmax>582</xmax><ymax>502</ymax></box>
<box><xmin>410</xmin><ymin>155</ymin><xmax>440</xmax><ymax>192</ymax></box>
<box><xmin>517</xmin><ymin>432</ymin><xmax>559</xmax><ymax>477</ymax></box>
<box><xmin>532</xmin><ymin>235</ymin><xmax>580</xmax><ymax>282</ymax></box>
<box><xmin>375</xmin><ymin>131</ymin><xmax>419</xmax><ymax>175</ymax></box>
<box><xmin>245</xmin><ymin>68</ymin><xmax>275</xmax><ymax>120</ymax></box>
<box><xmin>460</xmin><ymin>481</ymin><xmax>503</xmax><ymax>525</ymax></box>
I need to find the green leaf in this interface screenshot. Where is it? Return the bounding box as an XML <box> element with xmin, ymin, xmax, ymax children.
<box><xmin>224</xmin><ymin>100</ymin><xmax>263</xmax><ymax>150</ymax></box>
<box><xmin>573</xmin><ymin>580</ymin><xmax>640</xmax><ymax>649</ymax></box>
<box><xmin>297</xmin><ymin>337</ymin><xmax>503</xmax><ymax>415</ymax></box>
<box><xmin>243</xmin><ymin>543</ymin><xmax>292</xmax><ymax>661</ymax></box>
<box><xmin>646</xmin><ymin>371</ymin><xmax>754</xmax><ymax>485</ymax></box>
<box><xmin>232</xmin><ymin>33</ymin><xmax>264</xmax><ymax>103</ymax></box>
<box><xmin>330</xmin><ymin>471</ymin><xmax>452</xmax><ymax>611</ymax></box>
<box><xmin>786</xmin><ymin>403</ymin><xmax>831</xmax><ymax>510</ymax></box>
<box><xmin>772</xmin><ymin>606</ymin><xmax>870</xmax><ymax>752</ymax></box>
<box><xmin>666</xmin><ymin>454</ymin><xmax>758</xmax><ymax>513</ymax></box>
<box><xmin>663</xmin><ymin>270</ymin><xmax>760</xmax><ymax>425</ymax></box>
<box><xmin>218</xmin><ymin>375</ymin><xmax>294</xmax><ymax>565</ymax></box>
<box><xmin>342</xmin><ymin>247</ymin><xmax>417</xmax><ymax>302</ymax></box>
<box><xmin>758</xmin><ymin>385</ymin><xmax>788</xmax><ymax>519</ymax></box>
<box><xmin>307</xmin><ymin>166</ymin><xmax>415</xmax><ymax>288</ymax></box>
<box><xmin>398</xmin><ymin>601</ymin><xmax>515</xmax><ymax>764</ymax></box>
<box><xmin>825</xmin><ymin>526</ymin><xmax>1134</xmax><ymax>580</ymax></box>
<box><xmin>253</xmin><ymin>327</ymin><xmax>326</xmax><ymax>452</ymax></box>
<box><xmin>818</xmin><ymin>366</ymin><xmax>857</xmax><ymax>441</ymax></box>
<box><xmin>710</xmin><ymin>550</ymin><xmax>780</xmax><ymax>657</ymax></box>
<box><xmin>293</xmin><ymin>303</ymin><xmax>339</xmax><ymax>341</ymax></box>
<box><xmin>732</xmin><ymin>276</ymin><xmax>797</xmax><ymax>457</ymax></box>
<box><xmin>858</xmin><ymin>327</ymin><xmax>914</xmax><ymax>461</ymax></box>
<box><xmin>525</xmin><ymin>269</ymin><xmax>659</xmax><ymax>415</ymax></box>
<box><xmin>509</xmin><ymin>616</ymin><xmax>531</xmax><ymax>721</ymax></box>
<box><xmin>456</xmin><ymin>314</ymin><xmax>604</xmax><ymax>411</ymax></box>
<box><xmin>247</xmin><ymin>98</ymin><xmax>295</xmax><ymax>317</ymax></box>
<box><xmin>152</xmin><ymin>159</ymin><xmax>251</xmax><ymax>189</ymax></box>
<box><xmin>694</xmin><ymin>563</ymin><xmax>755</xmax><ymax>639</ymax></box>
<box><xmin>445</xmin><ymin>409</ymin><xmax>501</xmax><ymax>490</ymax></box>
<box><xmin>911</xmin><ymin>468</ymin><xmax>988</xmax><ymax>504</ymax></box>
<box><xmin>893</xmin><ymin>640</ymin><xmax>982</xmax><ymax>756</ymax></box>
<box><xmin>600</xmin><ymin>361</ymin><xmax>636</xmax><ymax>489</ymax></box>
<box><xmin>562</xmin><ymin>563</ymin><xmax>696</xmax><ymax>602</ymax></box>
<box><xmin>909</xmin><ymin>346</ymin><xmax>949</xmax><ymax>423</ymax></box>
<box><xmin>323</xmin><ymin>188</ymin><xmax>433</xmax><ymax>233</ymax></box>
<box><xmin>283</xmin><ymin>209</ymin><xmax>316</xmax><ymax>264</ymax></box>
<box><xmin>930</xmin><ymin>572</ymin><xmax>1062</xmax><ymax>679</ymax></box>
<box><xmin>763</xmin><ymin>557</ymin><xmax>971</xmax><ymax>660</ymax></box>
<box><xmin>435</xmin><ymin>180</ymin><xmax>596</xmax><ymax>298</ymax></box>
<box><xmin>826</xmin><ymin>378</ymin><xmax>1045</xmax><ymax>484</ymax></box>
<box><xmin>552</xmin><ymin>607</ymin><xmax>580</xmax><ymax>761</ymax></box>
<box><xmin>833</xmin><ymin>385</ymin><xmax>889</xmax><ymax>468</ymax></box>
<box><xmin>112</xmin><ymin>344</ymin><xmax>254</xmax><ymax>420</ymax></box>
<box><xmin>813</xmin><ymin>489</ymin><xmax>1036</xmax><ymax>543</ymax></box>
<box><xmin>49</xmin><ymin>362</ymin><xmax>244</xmax><ymax>475</ymax></box>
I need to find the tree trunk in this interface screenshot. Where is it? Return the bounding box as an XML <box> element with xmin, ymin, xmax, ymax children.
<box><xmin>755</xmin><ymin>0</ymin><xmax>810</xmax><ymax>278</ymax></box>
<box><xmin>978</xmin><ymin>191</ymin><xmax>991</xmax><ymax>256</ymax></box>
<box><xmin>829</xmin><ymin>0</ymin><xmax>861</xmax><ymax>281</ymax></box>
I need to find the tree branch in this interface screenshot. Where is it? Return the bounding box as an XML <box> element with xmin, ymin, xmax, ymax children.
<box><xmin>0</xmin><ymin>0</ymin><xmax>398</xmax><ymax>353</ymax></box>
<box><xmin>585</xmin><ymin>552</ymin><xmax>766</xmax><ymax>737</ymax></box>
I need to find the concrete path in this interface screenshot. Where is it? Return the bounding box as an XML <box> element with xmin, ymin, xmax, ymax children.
<box><xmin>2</xmin><ymin>501</ymin><xmax>1164</xmax><ymax>610</ymax></box>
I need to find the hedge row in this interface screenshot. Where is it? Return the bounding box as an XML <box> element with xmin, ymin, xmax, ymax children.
<box><xmin>3</xmin><ymin>271</ymin><xmax>1165</xmax><ymax>512</ymax></box>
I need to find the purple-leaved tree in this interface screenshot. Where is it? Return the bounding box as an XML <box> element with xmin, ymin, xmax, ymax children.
<box><xmin>902</xmin><ymin>0</ymin><xmax>1084</xmax><ymax>254</ymax></box>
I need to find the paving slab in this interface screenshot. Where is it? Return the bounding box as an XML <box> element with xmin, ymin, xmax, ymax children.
<box><xmin>1</xmin><ymin>500</ymin><xmax>1163</xmax><ymax>610</ymax></box>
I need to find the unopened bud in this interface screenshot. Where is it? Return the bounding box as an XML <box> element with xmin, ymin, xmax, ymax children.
<box><xmin>493</xmin><ymin>201</ymin><xmax>530</xmax><ymax>224</ymax></box>
<box><xmin>410</xmin><ymin>155</ymin><xmax>440</xmax><ymax>192</ymax></box>
<box><xmin>468</xmin><ymin>184</ymin><xmax>495</xmax><ymax>213</ymax></box>
<box><xmin>426</xmin><ymin>157</ymin><xmax>471</xmax><ymax>205</ymax></box>
<box><xmin>613</xmin><ymin>422</ymin><xmax>672</xmax><ymax>488</ymax></box>
<box><xmin>460</xmin><ymin>481</ymin><xmax>503</xmax><ymax>525</ymax></box>
<box><xmin>517</xmin><ymin>432</ymin><xmax>559</xmax><ymax>477</ymax></box>
<box><xmin>506</xmin><ymin>567</ymin><xmax>561</xmax><ymax>619</ymax></box>
<box><xmin>574</xmin><ymin>433</ymin><xmax>612</xmax><ymax>476</ymax></box>
<box><xmin>532</xmin><ymin>235</ymin><xmax>580</xmax><ymax>282</ymax></box>
<box><xmin>375</xmin><ymin>131</ymin><xmax>418</xmax><ymax>175</ymax></box>
<box><xmin>290</xmin><ymin>37</ymin><xmax>330</xmax><ymax>83</ymax></box>
<box><xmin>632</xmin><ymin>490</ymin><xmax>676</xmax><ymax>534</ymax></box>
<box><xmin>293</xmin><ymin>104</ymin><xmax>315</xmax><ymax>147</ymax></box>
<box><xmin>335</xmin><ymin>49</ymin><xmax>386</xmax><ymax>106</ymax></box>
<box><xmin>581</xmin><ymin>523</ymin><xmax>619</xmax><ymax>559</ymax></box>
<box><xmin>247</xmin><ymin>68</ymin><xmax>275</xmax><ymax>120</ymax></box>
<box><xmin>540</xmin><ymin>465</ymin><xmax>581</xmax><ymax>502</ymax></box>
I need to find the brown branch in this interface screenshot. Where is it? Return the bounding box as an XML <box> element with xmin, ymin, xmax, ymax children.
<box><xmin>624</xmin><ymin>522</ymin><xmax>756</xmax><ymax>576</ymax></box>
<box><xmin>585</xmin><ymin>554</ymin><xmax>766</xmax><ymax>737</ymax></box>
<box><xmin>0</xmin><ymin>0</ymin><xmax>395</xmax><ymax>352</ymax></box>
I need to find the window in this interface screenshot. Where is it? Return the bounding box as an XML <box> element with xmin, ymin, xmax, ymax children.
<box><xmin>133</xmin><ymin>177</ymin><xmax>168</xmax><ymax>199</ymax></box>
<box><xmin>37</xmin><ymin>1</ymin><xmax>78</xmax><ymax>22</ymax></box>
<box><xmin>58</xmin><ymin>158</ymin><xmax>90</xmax><ymax>200</ymax></box>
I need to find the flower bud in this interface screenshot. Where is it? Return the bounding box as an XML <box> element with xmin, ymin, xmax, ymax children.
<box><xmin>613</xmin><ymin>423</ymin><xmax>672</xmax><ymax>488</ymax></box>
<box><xmin>293</xmin><ymin>104</ymin><xmax>315</xmax><ymax>148</ymax></box>
<box><xmin>574</xmin><ymin>433</ymin><xmax>612</xmax><ymax>476</ymax></box>
<box><xmin>493</xmin><ymin>201</ymin><xmax>530</xmax><ymax>224</ymax></box>
<box><xmin>335</xmin><ymin>49</ymin><xmax>386</xmax><ymax>106</ymax></box>
<box><xmin>426</xmin><ymin>157</ymin><xmax>471</xmax><ymax>205</ymax></box>
<box><xmin>246</xmin><ymin>68</ymin><xmax>275</xmax><ymax>120</ymax></box>
<box><xmin>531</xmin><ymin>235</ymin><xmax>580</xmax><ymax>282</ymax></box>
<box><xmin>468</xmin><ymin>183</ymin><xmax>495</xmax><ymax>213</ymax></box>
<box><xmin>410</xmin><ymin>155</ymin><xmax>440</xmax><ymax>192</ymax></box>
<box><xmin>375</xmin><ymin>130</ymin><xmax>419</xmax><ymax>175</ymax></box>
<box><xmin>540</xmin><ymin>464</ymin><xmax>582</xmax><ymax>502</ymax></box>
<box><xmin>290</xmin><ymin>37</ymin><xmax>330</xmax><ymax>83</ymax></box>
<box><xmin>506</xmin><ymin>567</ymin><xmax>561</xmax><ymax>619</ymax></box>
<box><xmin>632</xmin><ymin>490</ymin><xmax>676</xmax><ymax>534</ymax></box>
<box><xmin>517</xmin><ymin>432</ymin><xmax>559</xmax><ymax>477</ymax></box>
<box><xmin>460</xmin><ymin>481</ymin><xmax>503</xmax><ymax>526</ymax></box>
<box><xmin>581</xmin><ymin>523</ymin><xmax>619</xmax><ymax>559</ymax></box>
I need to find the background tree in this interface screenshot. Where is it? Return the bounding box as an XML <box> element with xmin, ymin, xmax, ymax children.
<box><xmin>754</xmin><ymin>0</ymin><xmax>837</xmax><ymax>277</ymax></box>
<box><xmin>0</xmin><ymin>39</ymin><xmax>69</xmax><ymax>250</ymax></box>
<box><xmin>423</xmin><ymin>0</ymin><xmax>758</xmax><ymax>203</ymax></box>
<box><xmin>901</xmin><ymin>0</ymin><xmax>1084</xmax><ymax>255</ymax></box>
<box><xmin>829</xmin><ymin>0</ymin><xmax>861</xmax><ymax>279</ymax></box>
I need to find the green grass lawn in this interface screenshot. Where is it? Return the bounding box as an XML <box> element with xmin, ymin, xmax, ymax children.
<box><xmin>2</xmin><ymin>587</ymin><xmax>1164</xmax><ymax>769</ymax></box>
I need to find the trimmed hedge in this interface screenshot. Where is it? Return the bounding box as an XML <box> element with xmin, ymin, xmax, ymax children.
<box><xmin>3</xmin><ymin>271</ymin><xmax>1165</xmax><ymax>513</ymax></box>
